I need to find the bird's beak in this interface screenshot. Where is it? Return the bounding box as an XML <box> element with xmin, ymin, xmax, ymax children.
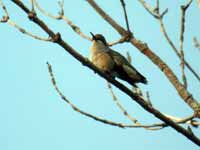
<box><xmin>90</xmin><ymin>32</ymin><xmax>97</xmax><ymax>41</ymax></box>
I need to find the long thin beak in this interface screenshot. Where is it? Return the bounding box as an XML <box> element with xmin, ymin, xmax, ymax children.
<box><xmin>90</xmin><ymin>32</ymin><xmax>97</xmax><ymax>41</ymax></box>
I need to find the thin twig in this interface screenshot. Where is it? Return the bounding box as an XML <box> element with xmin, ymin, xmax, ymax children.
<box><xmin>138</xmin><ymin>0</ymin><xmax>159</xmax><ymax>18</ymax></box>
<box><xmin>30</xmin><ymin>0</ymin><xmax>35</xmax><ymax>12</ymax></box>
<box><xmin>107</xmin><ymin>82</ymin><xmax>138</xmax><ymax>123</ymax></box>
<box><xmin>0</xmin><ymin>0</ymin><xmax>9</xmax><ymax>22</ymax></box>
<box><xmin>87</xmin><ymin>0</ymin><xmax>200</xmax><ymax>116</ymax></box>
<box><xmin>108</xmin><ymin>38</ymin><xmax>124</xmax><ymax>46</ymax></box>
<box><xmin>179</xmin><ymin>0</ymin><xmax>192</xmax><ymax>88</ymax></box>
<box><xmin>0</xmin><ymin>0</ymin><xmax>50</xmax><ymax>41</ymax></box>
<box><xmin>120</xmin><ymin>0</ymin><xmax>131</xmax><ymax>32</ymax></box>
<box><xmin>33</xmin><ymin>0</ymin><xmax>91</xmax><ymax>41</ymax></box>
<box><xmin>106</xmin><ymin>82</ymin><xmax>164</xmax><ymax>131</ymax></box>
<box><xmin>138</xmin><ymin>0</ymin><xmax>200</xmax><ymax>83</ymax></box>
<box><xmin>156</xmin><ymin>0</ymin><xmax>159</xmax><ymax>13</ymax></box>
<box><xmin>108</xmin><ymin>35</ymin><xmax>132</xmax><ymax>46</ymax></box>
<box><xmin>159</xmin><ymin>19</ymin><xmax>200</xmax><ymax>82</ymax></box>
<box><xmin>48</xmin><ymin>63</ymin><xmax>199</xmax><ymax>130</ymax></box>
<box><xmin>33</xmin><ymin>0</ymin><xmax>62</xmax><ymax>19</ymax></box>
<box><xmin>7</xmin><ymin>20</ymin><xmax>51</xmax><ymax>41</ymax></box>
<box><xmin>9</xmin><ymin>0</ymin><xmax>200</xmax><ymax>145</ymax></box>
<box><xmin>47</xmin><ymin>62</ymin><xmax>129</xmax><ymax>128</ymax></box>
<box><xmin>0</xmin><ymin>0</ymin><xmax>9</xmax><ymax>16</ymax></box>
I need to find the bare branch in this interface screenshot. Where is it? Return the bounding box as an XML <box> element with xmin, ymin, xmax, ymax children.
<box><xmin>120</xmin><ymin>0</ymin><xmax>131</xmax><ymax>32</ymax></box>
<box><xmin>138</xmin><ymin>0</ymin><xmax>200</xmax><ymax>83</ymax></box>
<box><xmin>30</xmin><ymin>0</ymin><xmax>35</xmax><ymax>12</ymax></box>
<box><xmin>0</xmin><ymin>0</ymin><xmax>50</xmax><ymax>41</ymax></box>
<box><xmin>107</xmin><ymin>82</ymin><xmax>138</xmax><ymax>123</ymax></box>
<box><xmin>87</xmin><ymin>0</ymin><xmax>127</xmax><ymax>35</ymax></box>
<box><xmin>160</xmin><ymin>19</ymin><xmax>200</xmax><ymax>82</ymax></box>
<box><xmin>8</xmin><ymin>20</ymin><xmax>51</xmax><ymax>41</ymax></box>
<box><xmin>86</xmin><ymin>0</ymin><xmax>200</xmax><ymax>116</ymax></box>
<box><xmin>49</xmin><ymin>63</ymin><xmax>200</xmax><ymax>131</ymax></box>
<box><xmin>108</xmin><ymin>34</ymin><xmax>132</xmax><ymax>46</ymax></box>
<box><xmin>33</xmin><ymin>0</ymin><xmax>62</xmax><ymax>19</ymax></box>
<box><xmin>62</xmin><ymin>16</ymin><xmax>92</xmax><ymax>41</ymax></box>
<box><xmin>138</xmin><ymin>0</ymin><xmax>159</xmax><ymax>18</ymax></box>
<box><xmin>108</xmin><ymin>38</ymin><xmax>125</xmax><ymax>46</ymax></box>
<box><xmin>179</xmin><ymin>0</ymin><xmax>193</xmax><ymax>89</ymax></box>
<box><xmin>33</xmin><ymin>0</ymin><xmax>91</xmax><ymax>41</ymax></box>
<box><xmin>184</xmin><ymin>0</ymin><xmax>193</xmax><ymax>9</ymax></box>
<box><xmin>9</xmin><ymin>0</ymin><xmax>200</xmax><ymax>145</ymax></box>
<box><xmin>47</xmin><ymin>63</ymin><xmax>129</xmax><ymax>128</ymax></box>
<box><xmin>0</xmin><ymin>0</ymin><xmax>9</xmax><ymax>22</ymax></box>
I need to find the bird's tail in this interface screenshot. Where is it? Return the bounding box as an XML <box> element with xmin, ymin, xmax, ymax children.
<box><xmin>122</xmin><ymin>65</ymin><xmax>147</xmax><ymax>85</ymax></box>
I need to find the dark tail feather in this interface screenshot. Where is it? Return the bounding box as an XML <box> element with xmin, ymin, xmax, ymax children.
<box><xmin>117</xmin><ymin>72</ymin><xmax>147</xmax><ymax>87</ymax></box>
<box><xmin>113</xmin><ymin>65</ymin><xmax>147</xmax><ymax>86</ymax></box>
<box><xmin>139</xmin><ymin>74</ymin><xmax>148</xmax><ymax>84</ymax></box>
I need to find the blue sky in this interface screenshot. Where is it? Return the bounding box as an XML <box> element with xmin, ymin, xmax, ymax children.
<box><xmin>0</xmin><ymin>0</ymin><xmax>200</xmax><ymax>149</ymax></box>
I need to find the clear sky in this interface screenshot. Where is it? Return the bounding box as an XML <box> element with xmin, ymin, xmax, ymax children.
<box><xmin>0</xmin><ymin>0</ymin><xmax>200</xmax><ymax>149</ymax></box>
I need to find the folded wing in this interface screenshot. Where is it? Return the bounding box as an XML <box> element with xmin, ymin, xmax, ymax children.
<box><xmin>108</xmin><ymin>50</ymin><xmax>147</xmax><ymax>86</ymax></box>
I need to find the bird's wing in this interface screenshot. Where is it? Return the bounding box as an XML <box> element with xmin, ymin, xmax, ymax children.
<box><xmin>108</xmin><ymin>49</ymin><xmax>147</xmax><ymax>84</ymax></box>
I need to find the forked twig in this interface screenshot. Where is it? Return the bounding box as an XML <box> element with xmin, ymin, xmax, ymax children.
<box><xmin>33</xmin><ymin>0</ymin><xmax>91</xmax><ymax>41</ymax></box>
<box><xmin>138</xmin><ymin>0</ymin><xmax>200</xmax><ymax>83</ymax></box>
<box><xmin>48</xmin><ymin>63</ymin><xmax>199</xmax><ymax>130</ymax></box>
<box><xmin>7</xmin><ymin>0</ymin><xmax>200</xmax><ymax>145</ymax></box>
<box><xmin>107</xmin><ymin>82</ymin><xmax>138</xmax><ymax>124</ymax></box>
<box><xmin>0</xmin><ymin>0</ymin><xmax>51</xmax><ymax>41</ymax></box>
<box><xmin>47</xmin><ymin>62</ymin><xmax>128</xmax><ymax>128</ymax></box>
<box><xmin>33</xmin><ymin>0</ymin><xmax>133</xmax><ymax>46</ymax></box>
<box><xmin>8</xmin><ymin>20</ymin><xmax>51</xmax><ymax>41</ymax></box>
<box><xmin>179</xmin><ymin>0</ymin><xmax>192</xmax><ymax>88</ymax></box>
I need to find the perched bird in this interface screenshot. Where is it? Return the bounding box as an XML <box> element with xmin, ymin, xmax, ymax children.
<box><xmin>89</xmin><ymin>32</ymin><xmax>147</xmax><ymax>86</ymax></box>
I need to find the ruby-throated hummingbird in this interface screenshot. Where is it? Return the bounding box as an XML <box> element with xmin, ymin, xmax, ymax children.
<box><xmin>89</xmin><ymin>32</ymin><xmax>147</xmax><ymax>86</ymax></box>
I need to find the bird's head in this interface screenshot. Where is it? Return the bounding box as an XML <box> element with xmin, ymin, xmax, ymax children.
<box><xmin>90</xmin><ymin>32</ymin><xmax>108</xmax><ymax>46</ymax></box>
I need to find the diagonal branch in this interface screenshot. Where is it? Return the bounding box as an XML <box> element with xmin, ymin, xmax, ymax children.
<box><xmin>10</xmin><ymin>0</ymin><xmax>200</xmax><ymax>145</ymax></box>
<box><xmin>33</xmin><ymin>0</ymin><xmax>62</xmax><ymax>19</ymax></box>
<box><xmin>138</xmin><ymin>0</ymin><xmax>200</xmax><ymax>83</ymax></box>
<box><xmin>47</xmin><ymin>63</ymin><xmax>128</xmax><ymax>128</ymax></box>
<box><xmin>7</xmin><ymin>20</ymin><xmax>51</xmax><ymax>41</ymax></box>
<box><xmin>107</xmin><ymin>82</ymin><xmax>138</xmax><ymax>124</ymax></box>
<box><xmin>139</xmin><ymin>0</ymin><xmax>200</xmax><ymax>82</ymax></box>
<box><xmin>0</xmin><ymin>0</ymin><xmax>50</xmax><ymax>41</ymax></box>
<box><xmin>49</xmin><ymin>63</ymin><xmax>200</xmax><ymax>130</ymax></box>
<box><xmin>86</xmin><ymin>0</ymin><xmax>200</xmax><ymax>117</ymax></box>
<box><xmin>159</xmin><ymin>19</ymin><xmax>200</xmax><ymax>82</ymax></box>
<box><xmin>33</xmin><ymin>0</ymin><xmax>91</xmax><ymax>41</ymax></box>
<box><xmin>33</xmin><ymin>0</ymin><xmax>129</xmax><ymax>46</ymax></box>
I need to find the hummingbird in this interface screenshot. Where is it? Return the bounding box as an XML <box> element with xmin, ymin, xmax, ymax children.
<box><xmin>89</xmin><ymin>32</ymin><xmax>147</xmax><ymax>87</ymax></box>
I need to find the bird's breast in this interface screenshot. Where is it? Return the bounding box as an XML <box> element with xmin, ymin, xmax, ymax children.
<box><xmin>90</xmin><ymin>52</ymin><xmax>114</xmax><ymax>72</ymax></box>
